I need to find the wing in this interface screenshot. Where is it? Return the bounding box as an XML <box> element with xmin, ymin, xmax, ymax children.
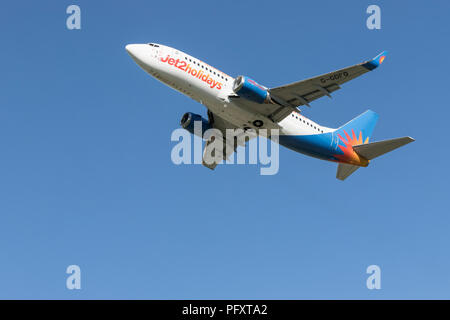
<box><xmin>266</xmin><ymin>51</ymin><xmax>388</xmax><ymax>122</ymax></box>
<box><xmin>229</xmin><ymin>95</ymin><xmax>295</xmax><ymax>126</ymax></box>
<box><xmin>202</xmin><ymin>110</ymin><xmax>257</xmax><ymax>170</ymax></box>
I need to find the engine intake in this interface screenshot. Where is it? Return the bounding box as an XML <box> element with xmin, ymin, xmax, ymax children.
<box><xmin>180</xmin><ymin>112</ymin><xmax>212</xmax><ymax>138</ymax></box>
<box><xmin>233</xmin><ymin>76</ymin><xmax>269</xmax><ymax>104</ymax></box>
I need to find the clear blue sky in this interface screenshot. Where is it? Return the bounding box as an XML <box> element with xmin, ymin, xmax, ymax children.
<box><xmin>0</xmin><ymin>0</ymin><xmax>449</xmax><ymax>299</ymax></box>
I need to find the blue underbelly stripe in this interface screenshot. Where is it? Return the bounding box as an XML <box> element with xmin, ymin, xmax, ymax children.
<box><xmin>278</xmin><ymin>133</ymin><xmax>339</xmax><ymax>161</ymax></box>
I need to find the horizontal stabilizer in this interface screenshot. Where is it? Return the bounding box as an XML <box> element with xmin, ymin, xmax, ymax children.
<box><xmin>336</xmin><ymin>163</ymin><xmax>360</xmax><ymax>181</ymax></box>
<box><xmin>353</xmin><ymin>137</ymin><xmax>415</xmax><ymax>160</ymax></box>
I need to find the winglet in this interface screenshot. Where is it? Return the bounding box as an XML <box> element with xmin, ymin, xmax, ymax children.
<box><xmin>362</xmin><ymin>51</ymin><xmax>388</xmax><ymax>71</ymax></box>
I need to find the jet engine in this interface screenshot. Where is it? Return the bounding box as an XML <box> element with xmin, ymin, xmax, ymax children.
<box><xmin>232</xmin><ymin>75</ymin><xmax>270</xmax><ymax>104</ymax></box>
<box><xmin>180</xmin><ymin>112</ymin><xmax>212</xmax><ymax>138</ymax></box>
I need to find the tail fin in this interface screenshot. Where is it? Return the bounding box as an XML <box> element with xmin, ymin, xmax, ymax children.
<box><xmin>335</xmin><ymin>110</ymin><xmax>379</xmax><ymax>142</ymax></box>
<box><xmin>353</xmin><ymin>137</ymin><xmax>415</xmax><ymax>160</ymax></box>
<box><xmin>333</xmin><ymin>110</ymin><xmax>378</xmax><ymax>181</ymax></box>
<box><xmin>334</xmin><ymin>111</ymin><xmax>414</xmax><ymax>181</ymax></box>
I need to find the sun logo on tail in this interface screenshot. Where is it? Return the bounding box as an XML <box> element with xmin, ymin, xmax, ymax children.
<box><xmin>333</xmin><ymin>129</ymin><xmax>370</xmax><ymax>165</ymax></box>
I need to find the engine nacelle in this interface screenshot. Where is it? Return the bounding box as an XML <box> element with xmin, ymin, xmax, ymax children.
<box><xmin>233</xmin><ymin>75</ymin><xmax>269</xmax><ymax>104</ymax></box>
<box><xmin>180</xmin><ymin>112</ymin><xmax>212</xmax><ymax>138</ymax></box>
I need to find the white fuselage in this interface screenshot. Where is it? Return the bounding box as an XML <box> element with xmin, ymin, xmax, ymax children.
<box><xmin>125</xmin><ymin>43</ymin><xmax>334</xmax><ymax>136</ymax></box>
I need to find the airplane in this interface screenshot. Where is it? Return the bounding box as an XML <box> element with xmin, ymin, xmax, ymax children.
<box><xmin>125</xmin><ymin>43</ymin><xmax>414</xmax><ymax>180</ymax></box>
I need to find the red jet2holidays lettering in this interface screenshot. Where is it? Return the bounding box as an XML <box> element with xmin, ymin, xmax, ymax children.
<box><xmin>161</xmin><ymin>55</ymin><xmax>222</xmax><ymax>89</ymax></box>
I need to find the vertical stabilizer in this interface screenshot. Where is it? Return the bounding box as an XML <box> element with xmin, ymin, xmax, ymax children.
<box><xmin>335</xmin><ymin>110</ymin><xmax>379</xmax><ymax>143</ymax></box>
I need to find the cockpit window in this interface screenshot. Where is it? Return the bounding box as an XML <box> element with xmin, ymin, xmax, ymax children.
<box><xmin>148</xmin><ymin>43</ymin><xmax>160</xmax><ymax>47</ymax></box>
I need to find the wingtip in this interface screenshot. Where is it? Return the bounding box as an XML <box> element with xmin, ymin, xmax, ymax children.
<box><xmin>362</xmin><ymin>50</ymin><xmax>388</xmax><ymax>71</ymax></box>
<box><xmin>375</xmin><ymin>50</ymin><xmax>388</xmax><ymax>65</ymax></box>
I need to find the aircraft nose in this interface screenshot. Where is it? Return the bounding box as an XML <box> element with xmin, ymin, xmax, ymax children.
<box><xmin>125</xmin><ymin>44</ymin><xmax>149</xmax><ymax>64</ymax></box>
<box><xmin>125</xmin><ymin>44</ymin><xmax>139</xmax><ymax>57</ymax></box>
